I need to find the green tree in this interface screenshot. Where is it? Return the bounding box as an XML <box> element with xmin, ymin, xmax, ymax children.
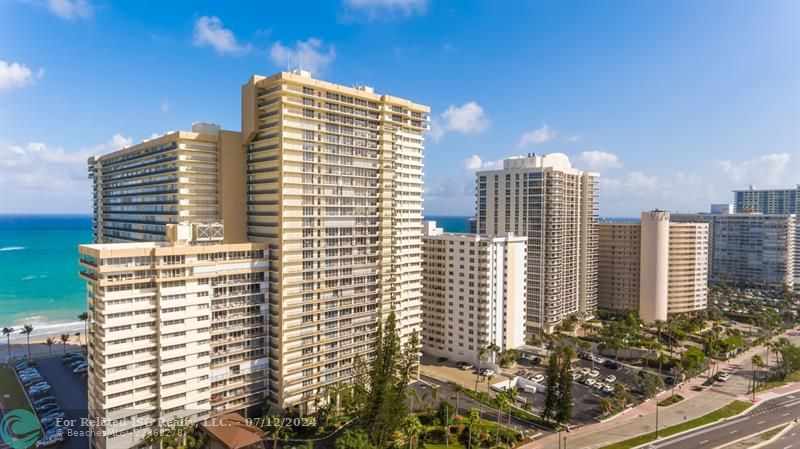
<box><xmin>401</xmin><ymin>415</ymin><xmax>422</xmax><ymax>449</ymax></box>
<box><xmin>751</xmin><ymin>354</ymin><xmax>764</xmax><ymax>394</ymax></box>
<box><xmin>78</xmin><ymin>312</ymin><xmax>89</xmax><ymax>352</ymax></box>
<box><xmin>475</xmin><ymin>346</ymin><xmax>488</xmax><ymax>392</ymax></box>
<box><xmin>542</xmin><ymin>349</ymin><xmax>560</xmax><ymax>422</ymax></box>
<box><xmin>3</xmin><ymin>327</ymin><xmax>15</xmax><ymax>362</ymax></box>
<box><xmin>59</xmin><ymin>333</ymin><xmax>70</xmax><ymax>353</ymax></box>
<box><xmin>20</xmin><ymin>324</ymin><xmax>33</xmax><ymax>358</ymax></box>
<box><xmin>335</xmin><ymin>429</ymin><xmax>375</xmax><ymax>449</ymax></box>
<box><xmin>45</xmin><ymin>337</ymin><xmax>55</xmax><ymax>356</ymax></box>
<box><xmin>465</xmin><ymin>408</ymin><xmax>480</xmax><ymax>449</ymax></box>
<box><xmin>635</xmin><ymin>372</ymin><xmax>664</xmax><ymax>399</ymax></box>
<box><xmin>555</xmin><ymin>346</ymin><xmax>574</xmax><ymax>425</ymax></box>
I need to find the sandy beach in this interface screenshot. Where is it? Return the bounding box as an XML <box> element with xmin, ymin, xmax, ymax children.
<box><xmin>1</xmin><ymin>334</ymin><xmax>84</xmax><ymax>363</ymax></box>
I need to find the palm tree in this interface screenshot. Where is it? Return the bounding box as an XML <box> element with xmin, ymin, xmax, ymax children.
<box><xmin>475</xmin><ymin>346</ymin><xmax>488</xmax><ymax>392</ymax></box>
<box><xmin>751</xmin><ymin>354</ymin><xmax>764</xmax><ymax>400</ymax></box>
<box><xmin>402</xmin><ymin>414</ymin><xmax>423</xmax><ymax>449</ymax></box>
<box><xmin>78</xmin><ymin>312</ymin><xmax>89</xmax><ymax>352</ymax></box>
<box><xmin>494</xmin><ymin>389</ymin><xmax>509</xmax><ymax>445</ymax></box>
<box><xmin>505</xmin><ymin>386</ymin><xmax>519</xmax><ymax>433</ymax></box>
<box><xmin>466</xmin><ymin>408</ymin><xmax>480</xmax><ymax>449</ymax></box>
<box><xmin>20</xmin><ymin>324</ymin><xmax>33</xmax><ymax>359</ymax></box>
<box><xmin>2</xmin><ymin>327</ymin><xmax>14</xmax><ymax>363</ymax></box>
<box><xmin>59</xmin><ymin>334</ymin><xmax>70</xmax><ymax>353</ymax></box>
<box><xmin>45</xmin><ymin>337</ymin><xmax>55</xmax><ymax>356</ymax></box>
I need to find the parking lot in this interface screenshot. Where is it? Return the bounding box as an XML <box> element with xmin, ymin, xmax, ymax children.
<box><xmin>10</xmin><ymin>354</ymin><xmax>89</xmax><ymax>449</ymax></box>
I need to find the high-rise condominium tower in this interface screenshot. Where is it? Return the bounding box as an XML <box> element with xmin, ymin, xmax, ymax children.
<box><xmin>241</xmin><ymin>70</ymin><xmax>427</xmax><ymax>410</ymax></box>
<box><xmin>475</xmin><ymin>153</ymin><xmax>598</xmax><ymax>335</ymax></box>
<box><xmin>88</xmin><ymin>123</ymin><xmax>245</xmax><ymax>244</ymax></box>
<box><xmin>421</xmin><ymin>221</ymin><xmax>527</xmax><ymax>366</ymax></box>
<box><xmin>79</xmin><ymin>223</ymin><xmax>268</xmax><ymax>449</ymax></box>
<box><xmin>598</xmin><ymin>211</ymin><xmax>709</xmax><ymax>323</ymax></box>
<box><xmin>672</xmin><ymin>212</ymin><xmax>796</xmax><ymax>288</ymax></box>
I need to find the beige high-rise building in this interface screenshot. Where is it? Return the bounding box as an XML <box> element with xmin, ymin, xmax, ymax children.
<box><xmin>78</xmin><ymin>223</ymin><xmax>268</xmax><ymax>449</ymax></box>
<box><xmin>421</xmin><ymin>221</ymin><xmax>527</xmax><ymax>366</ymax></box>
<box><xmin>475</xmin><ymin>153</ymin><xmax>598</xmax><ymax>335</ymax></box>
<box><xmin>88</xmin><ymin>123</ymin><xmax>246</xmax><ymax>244</ymax></box>
<box><xmin>598</xmin><ymin>211</ymin><xmax>709</xmax><ymax>323</ymax></box>
<box><xmin>240</xmin><ymin>70</ymin><xmax>427</xmax><ymax>410</ymax></box>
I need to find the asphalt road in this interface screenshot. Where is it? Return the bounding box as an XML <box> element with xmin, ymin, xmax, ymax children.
<box><xmin>34</xmin><ymin>356</ymin><xmax>89</xmax><ymax>449</ymax></box>
<box><xmin>759</xmin><ymin>424</ymin><xmax>799</xmax><ymax>449</ymax></box>
<box><xmin>645</xmin><ymin>394</ymin><xmax>800</xmax><ymax>449</ymax></box>
<box><xmin>416</xmin><ymin>374</ymin><xmax>550</xmax><ymax>438</ymax></box>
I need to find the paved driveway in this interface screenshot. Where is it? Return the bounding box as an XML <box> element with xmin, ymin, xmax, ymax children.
<box><xmin>34</xmin><ymin>357</ymin><xmax>89</xmax><ymax>449</ymax></box>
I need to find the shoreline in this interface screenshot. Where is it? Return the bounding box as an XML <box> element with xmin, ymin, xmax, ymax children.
<box><xmin>1</xmin><ymin>337</ymin><xmax>84</xmax><ymax>363</ymax></box>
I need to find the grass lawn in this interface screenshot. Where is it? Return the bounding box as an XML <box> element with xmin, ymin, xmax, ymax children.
<box><xmin>0</xmin><ymin>367</ymin><xmax>34</xmax><ymax>413</ymax></box>
<box><xmin>754</xmin><ymin>370</ymin><xmax>800</xmax><ymax>392</ymax></box>
<box><xmin>657</xmin><ymin>395</ymin><xmax>684</xmax><ymax>407</ymax></box>
<box><xmin>760</xmin><ymin>424</ymin><xmax>788</xmax><ymax>441</ymax></box>
<box><xmin>599</xmin><ymin>400</ymin><xmax>752</xmax><ymax>449</ymax></box>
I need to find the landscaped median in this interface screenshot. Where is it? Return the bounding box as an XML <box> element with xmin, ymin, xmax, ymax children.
<box><xmin>598</xmin><ymin>400</ymin><xmax>752</xmax><ymax>449</ymax></box>
<box><xmin>0</xmin><ymin>366</ymin><xmax>35</xmax><ymax>413</ymax></box>
<box><xmin>450</xmin><ymin>383</ymin><xmax>556</xmax><ymax>430</ymax></box>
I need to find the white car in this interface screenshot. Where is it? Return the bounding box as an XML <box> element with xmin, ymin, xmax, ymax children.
<box><xmin>717</xmin><ymin>372</ymin><xmax>731</xmax><ymax>382</ymax></box>
<box><xmin>604</xmin><ymin>375</ymin><xmax>617</xmax><ymax>383</ymax></box>
<box><xmin>588</xmin><ymin>369</ymin><xmax>600</xmax><ymax>378</ymax></box>
<box><xmin>584</xmin><ymin>378</ymin><xmax>596</xmax><ymax>387</ymax></box>
<box><xmin>481</xmin><ymin>369</ymin><xmax>495</xmax><ymax>377</ymax></box>
<box><xmin>531</xmin><ymin>374</ymin><xmax>545</xmax><ymax>383</ymax></box>
<box><xmin>593</xmin><ymin>382</ymin><xmax>604</xmax><ymax>390</ymax></box>
<box><xmin>580</xmin><ymin>367</ymin><xmax>591</xmax><ymax>375</ymax></box>
<box><xmin>571</xmin><ymin>372</ymin><xmax>582</xmax><ymax>381</ymax></box>
<box><xmin>602</xmin><ymin>384</ymin><xmax>614</xmax><ymax>394</ymax></box>
<box><xmin>594</xmin><ymin>356</ymin><xmax>606</xmax><ymax>364</ymax></box>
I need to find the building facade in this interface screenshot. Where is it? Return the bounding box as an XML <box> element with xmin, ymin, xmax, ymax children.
<box><xmin>734</xmin><ymin>186</ymin><xmax>799</xmax><ymax>214</ymax></box>
<box><xmin>598</xmin><ymin>212</ymin><xmax>709</xmax><ymax>323</ymax></box>
<box><xmin>475</xmin><ymin>153</ymin><xmax>598</xmax><ymax>334</ymax></box>
<box><xmin>733</xmin><ymin>186</ymin><xmax>800</xmax><ymax>284</ymax></box>
<box><xmin>420</xmin><ymin>222</ymin><xmax>527</xmax><ymax>366</ymax></box>
<box><xmin>88</xmin><ymin>123</ymin><xmax>245</xmax><ymax>244</ymax></box>
<box><xmin>240</xmin><ymin>70</ymin><xmax>427</xmax><ymax>410</ymax></box>
<box><xmin>79</xmin><ymin>223</ymin><xmax>268</xmax><ymax>449</ymax></box>
<box><xmin>671</xmin><ymin>213</ymin><xmax>796</xmax><ymax>288</ymax></box>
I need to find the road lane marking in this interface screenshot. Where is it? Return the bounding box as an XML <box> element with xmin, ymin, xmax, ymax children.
<box><xmin>699</xmin><ymin>440</ymin><xmax>709</xmax><ymax>445</ymax></box>
<box><xmin>758</xmin><ymin>420</ymin><xmax>766</xmax><ymax>424</ymax></box>
<box><xmin>783</xmin><ymin>412</ymin><xmax>791</xmax><ymax>417</ymax></box>
<box><xmin>730</xmin><ymin>429</ymin><xmax>738</xmax><ymax>434</ymax></box>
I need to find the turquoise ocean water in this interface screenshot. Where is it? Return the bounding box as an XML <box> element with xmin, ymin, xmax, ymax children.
<box><xmin>0</xmin><ymin>214</ymin><xmax>471</xmax><ymax>339</ymax></box>
<box><xmin>0</xmin><ymin>215</ymin><xmax>92</xmax><ymax>339</ymax></box>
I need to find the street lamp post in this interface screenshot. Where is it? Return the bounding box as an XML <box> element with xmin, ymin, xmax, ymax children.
<box><xmin>563</xmin><ymin>435</ymin><xmax>567</xmax><ymax>449</ymax></box>
<box><xmin>655</xmin><ymin>400</ymin><xmax>660</xmax><ymax>439</ymax></box>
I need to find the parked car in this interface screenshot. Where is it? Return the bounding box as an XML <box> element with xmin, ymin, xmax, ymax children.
<box><xmin>15</xmin><ymin>362</ymin><xmax>30</xmax><ymax>371</ymax></box>
<box><xmin>480</xmin><ymin>368</ymin><xmax>495</xmax><ymax>377</ymax></box>
<box><xmin>603</xmin><ymin>360</ymin><xmax>621</xmax><ymax>370</ymax></box>
<box><xmin>717</xmin><ymin>372</ymin><xmax>731</xmax><ymax>382</ymax></box>
<box><xmin>588</xmin><ymin>369</ymin><xmax>600</xmax><ymax>378</ymax></box>
<box><xmin>456</xmin><ymin>361</ymin><xmax>474</xmax><ymax>370</ymax></box>
<box><xmin>601</xmin><ymin>384</ymin><xmax>614</xmax><ymax>394</ymax></box>
<box><xmin>70</xmin><ymin>359</ymin><xmax>86</xmax><ymax>369</ymax></box>
<box><xmin>73</xmin><ymin>365</ymin><xmax>88</xmax><ymax>374</ymax></box>
<box><xmin>580</xmin><ymin>367</ymin><xmax>591</xmax><ymax>376</ymax></box>
<box><xmin>571</xmin><ymin>372</ymin><xmax>582</xmax><ymax>381</ymax></box>
<box><xmin>584</xmin><ymin>378</ymin><xmax>596</xmax><ymax>387</ymax></box>
<box><xmin>529</xmin><ymin>356</ymin><xmax>542</xmax><ymax>365</ymax></box>
<box><xmin>594</xmin><ymin>356</ymin><xmax>606</xmax><ymax>364</ymax></box>
<box><xmin>531</xmin><ymin>374</ymin><xmax>545</xmax><ymax>383</ymax></box>
<box><xmin>36</xmin><ymin>431</ymin><xmax>65</xmax><ymax>448</ymax></box>
<box><xmin>22</xmin><ymin>376</ymin><xmax>45</xmax><ymax>386</ymax></box>
<box><xmin>665</xmin><ymin>376</ymin><xmax>677</xmax><ymax>385</ymax></box>
<box><xmin>29</xmin><ymin>387</ymin><xmax>52</xmax><ymax>397</ymax></box>
<box><xmin>603</xmin><ymin>375</ymin><xmax>617</xmax><ymax>383</ymax></box>
<box><xmin>33</xmin><ymin>397</ymin><xmax>57</xmax><ymax>407</ymax></box>
<box><xmin>593</xmin><ymin>382</ymin><xmax>605</xmax><ymax>390</ymax></box>
<box><xmin>436</xmin><ymin>357</ymin><xmax>448</xmax><ymax>363</ymax></box>
<box><xmin>35</xmin><ymin>403</ymin><xmax>59</xmax><ymax>414</ymax></box>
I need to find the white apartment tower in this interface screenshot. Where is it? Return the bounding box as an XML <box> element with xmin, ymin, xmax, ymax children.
<box><xmin>240</xmin><ymin>70</ymin><xmax>428</xmax><ymax>411</ymax></box>
<box><xmin>79</xmin><ymin>223</ymin><xmax>269</xmax><ymax>449</ymax></box>
<box><xmin>421</xmin><ymin>222</ymin><xmax>527</xmax><ymax>366</ymax></box>
<box><xmin>475</xmin><ymin>153</ymin><xmax>598</xmax><ymax>335</ymax></box>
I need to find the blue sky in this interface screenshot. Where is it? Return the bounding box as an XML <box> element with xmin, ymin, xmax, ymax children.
<box><xmin>1</xmin><ymin>0</ymin><xmax>798</xmax><ymax>216</ymax></box>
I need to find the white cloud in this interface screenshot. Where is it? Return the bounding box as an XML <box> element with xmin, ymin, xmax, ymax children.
<box><xmin>517</xmin><ymin>124</ymin><xmax>555</xmax><ymax>148</ymax></box>
<box><xmin>341</xmin><ymin>0</ymin><xmax>427</xmax><ymax>21</ymax></box>
<box><xmin>463</xmin><ymin>155</ymin><xmax>502</xmax><ymax>171</ymax></box>
<box><xmin>270</xmin><ymin>38</ymin><xmax>336</xmax><ymax>75</ymax></box>
<box><xmin>160</xmin><ymin>101</ymin><xmax>171</xmax><ymax>113</ymax></box>
<box><xmin>717</xmin><ymin>153</ymin><xmax>794</xmax><ymax>187</ymax></box>
<box><xmin>46</xmin><ymin>0</ymin><xmax>93</xmax><ymax>20</ymax></box>
<box><xmin>428</xmin><ymin>102</ymin><xmax>490</xmax><ymax>142</ymax></box>
<box><xmin>0</xmin><ymin>60</ymin><xmax>45</xmax><ymax>93</ymax></box>
<box><xmin>0</xmin><ymin>134</ymin><xmax>131</xmax><ymax>213</ymax></box>
<box><xmin>577</xmin><ymin>150</ymin><xmax>622</xmax><ymax>171</ymax></box>
<box><xmin>192</xmin><ymin>16</ymin><xmax>250</xmax><ymax>55</ymax></box>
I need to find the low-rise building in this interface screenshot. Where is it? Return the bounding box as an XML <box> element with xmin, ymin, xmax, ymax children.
<box><xmin>598</xmin><ymin>211</ymin><xmax>709</xmax><ymax>323</ymax></box>
<box><xmin>421</xmin><ymin>221</ymin><xmax>527</xmax><ymax>366</ymax></box>
<box><xmin>79</xmin><ymin>223</ymin><xmax>268</xmax><ymax>449</ymax></box>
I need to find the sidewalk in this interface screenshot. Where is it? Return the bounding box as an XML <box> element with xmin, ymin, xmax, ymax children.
<box><xmin>522</xmin><ymin>340</ymin><xmax>800</xmax><ymax>449</ymax></box>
